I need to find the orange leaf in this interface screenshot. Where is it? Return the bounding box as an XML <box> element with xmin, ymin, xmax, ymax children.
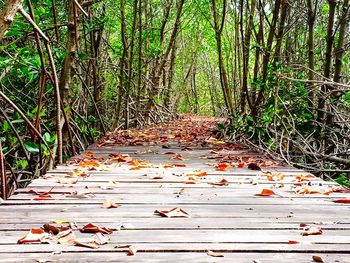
<box><xmin>288</xmin><ymin>240</ymin><xmax>300</xmax><ymax>244</ymax></box>
<box><xmin>216</xmin><ymin>163</ymin><xmax>231</xmax><ymax>171</ymax></box>
<box><xmin>186</xmin><ymin>171</ymin><xmax>207</xmax><ymax>177</ymax></box>
<box><xmin>255</xmin><ymin>189</ymin><xmax>277</xmax><ymax>196</ymax></box>
<box><xmin>208</xmin><ymin>178</ymin><xmax>229</xmax><ymax>186</ymax></box>
<box><xmin>185</xmin><ymin>176</ymin><xmax>200</xmax><ymax>184</ymax></box>
<box><xmin>17</xmin><ymin>229</ymin><xmax>46</xmax><ymax>244</ymax></box>
<box><xmin>33</xmin><ymin>194</ymin><xmax>54</xmax><ymax>201</ymax></box>
<box><xmin>79</xmin><ymin>160</ymin><xmax>100</xmax><ymax>167</ymax></box>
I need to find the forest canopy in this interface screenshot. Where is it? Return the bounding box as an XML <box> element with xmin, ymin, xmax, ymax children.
<box><xmin>0</xmin><ymin>0</ymin><xmax>350</xmax><ymax>198</ymax></box>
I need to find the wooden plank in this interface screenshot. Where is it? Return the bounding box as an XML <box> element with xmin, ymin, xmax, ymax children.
<box><xmin>0</xmin><ymin>252</ymin><xmax>348</xmax><ymax>263</ymax></box>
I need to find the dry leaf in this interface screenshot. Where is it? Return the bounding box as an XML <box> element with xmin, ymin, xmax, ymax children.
<box><xmin>57</xmin><ymin>177</ymin><xmax>77</xmax><ymax>184</ymax></box>
<box><xmin>288</xmin><ymin>240</ymin><xmax>300</xmax><ymax>244</ymax></box>
<box><xmin>33</xmin><ymin>194</ymin><xmax>54</xmax><ymax>201</ymax></box>
<box><xmin>186</xmin><ymin>171</ymin><xmax>207</xmax><ymax>177</ymax></box>
<box><xmin>208</xmin><ymin>178</ymin><xmax>229</xmax><ymax>186</ymax></box>
<box><xmin>94</xmin><ymin>232</ymin><xmax>110</xmax><ymax>245</ymax></box>
<box><xmin>80</xmin><ymin>223</ymin><xmax>113</xmax><ymax>234</ymax></box>
<box><xmin>18</xmin><ymin>229</ymin><xmax>46</xmax><ymax>244</ymax></box>
<box><xmin>255</xmin><ymin>189</ymin><xmax>277</xmax><ymax>196</ymax></box>
<box><xmin>248</xmin><ymin>163</ymin><xmax>261</xmax><ymax>171</ymax></box>
<box><xmin>102</xmin><ymin>199</ymin><xmax>121</xmax><ymax>209</ymax></box>
<box><xmin>154</xmin><ymin>207</ymin><xmax>189</xmax><ymax>218</ymax></box>
<box><xmin>332</xmin><ymin>198</ymin><xmax>350</xmax><ymax>203</ymax></box>
<box><xmin>312</xmin><ymin>255</ymin><xmax>324</xmax><ymax>262</ymax></box>
<box><xmin>66</xmin><ymin>191</ymin><xmax>94</xmax><ymax>199</ymax></box>
<box><xmin>301</xmin><ymin>226</ymin><xmax>323</xmax><ymax>236</ymax></box>
<box><xmin>74</xmin><ymin>238</ymin><xmax>100</xmax><ymax>249</ymax></box>
<box><xmin>207</xmin><ymin>250</ymin><xmax>224</xmax><ymax>257</ymax></box>
<box><xmin>216</xmin><ymin>163</ymin><xmax>231</xmax><ymax>171</ymax></box>
<box><xmin>127</xmin><ymin>246</ymin><xmax>137</xmax><ymax>256</ymax></box>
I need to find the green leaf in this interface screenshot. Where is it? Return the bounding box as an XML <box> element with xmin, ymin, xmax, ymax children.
<box><xmin>2</xmin><ymin>121</ymin><xmax>10</xmax><ymax>132</ymax></box>
<box><xmin>24</xmin><ymin>142</ymin><xmax>40</xmax><ymax>153</ymax></box>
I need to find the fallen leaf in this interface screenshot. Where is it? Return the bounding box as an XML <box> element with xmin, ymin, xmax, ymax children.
<box><xmin>18</xmin><ymin>229</ymin><xmax>46</xmax><ymax>244</ymax></box>
<box><xmin>185</xmin><ymin>176</ymin><xmax>200</xmax><ymax>184</ymax></box>
<box><xmin>33</xmin><ymin>194</ymin><xmax>54</xmax><ymax>201</ymax></box>
<box><xmin>57</xmin><ymin>230</ymin><xmax>75</xmax><ymax>245</ymax></box>
<box><xmin>301</xmin><ymin>226</ymin><xmax>323</xmax><ymax>236</ymax></box>
<box><xmin>312</xmin><ymin>255</ymin><xmax>324</xmax><ymax>262</ymax></box>
<box><xmin>127</xmin><ymin>246</ymin><xmax>137</xmax><ymax>256</ymax></box>
<box><xmin>43</xmin><ymin>224</ymin><xmax>70</xmax><ymax>235</ymax></box>
<box><xmin>153</xmin><ymin>176</ymin><xmax>163</xmax><ymax>179</ymax></box>
<box><xmin>74</xmin><ymin>238</ymin><xmax>100</xmax><ymax>249</ymax></box>
<box><xmin>248</xmin><ymin>163</ymin><xmax>261</xmax><ymax>170</ymax></box>
<box><xmin>186</xmin><ymin>171</ymin><xmax>207</xmax><ymax>177</ymax></box>
<box><xmin>332</xmin><ymin>198</ymin><xmax>350</xmax><ymax>203</ymax></box>
<box><xmin>255</xmin><ymin>189</ymin><xmax>277</xmax><ymax>196</ymax></box>
<box><xmin>154</xmin><ymin>207</ymin><xmax>189</xmax><ymax>218</ymax></box>
<box><xmin>295</xmin><ymin>174</ymin><xmax>315</xmax><ymax>182</ymax></box>
<box><xmin>102</xmin><ymin>199</ymin><xmax>121</xmax><ymax>209</ymax></box>
<box><xmin>80</xmin><ymin>223</ymin><xmax>113</xmax><ymax>234</ymax></box>
<box><xmin>207</xmin><ymin>250</ymin><xmax>224</xmax><ymax>257</ymax></box>
<box><xmin>208</xmin><ymin>178</ymin><xmax>229</xmax><ymax>186</ymax></box>
<box><xmin>163</xmin><ymin>151</ymin><xmax>176</xmax><ymax>155</ymax></box>
<box><xmin>288</xmin><ymin>240</ymin><xmax>300</xmax><ymax>244</ymax></box>
<box><xmin>57</xmin><ymin>177</ymin><xmax>77</xmax><ymax>184</ymax></box>
<box><xmin>51</xmin><ymin>219</ymin><xmax>70</xmax><ymax>224</ymax></box>
<box><xmin>66</xmin><ymin>191</ymin><xmax>94</xmax><ymax>199</ymax></box>
<box><xmin>94</xmin><ymin>232</ymin><xmax>110</xmax><ymax>245</ymax></box>
<box><xmin>216</xmin><ymin>163</ymin><xmax>231</xmax><ymax>171</ymax></box>
<box><xmin>78</xmin><ymin>160</ymin><xmax>100</xmax><ymax>167</ymax></box>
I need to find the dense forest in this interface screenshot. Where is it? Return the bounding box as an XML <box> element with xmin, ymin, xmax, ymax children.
<box><xmin>0</xmin><ymin>0</ymin><xmax>349</xmax><ymax>198</ymax></box>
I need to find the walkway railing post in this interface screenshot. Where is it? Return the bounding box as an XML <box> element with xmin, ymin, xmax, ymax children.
<box><xmin>0</xmin><ymin>140</ymin><xmax>7</xmax><ymax>200</ymax></box>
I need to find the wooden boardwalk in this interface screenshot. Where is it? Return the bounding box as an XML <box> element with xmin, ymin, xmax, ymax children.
<box><xmin>1</xmin><ymin>117</ymin><xmax>350</xmax><ymax>262</ymax></box>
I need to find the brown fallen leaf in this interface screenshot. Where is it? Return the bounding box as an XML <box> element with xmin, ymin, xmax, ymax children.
<box><xmin>208</xmin><ymin>178</ymin><xmax>229</xmax><ymax>186</ymax></box>
<box><xmin>332</xmin><ymin>198</ymin><xmax>350</xmax><ymax>203</ymax></box>
<box><xmin>301</xmin><ymin>226</ymin><xmax>323</xmax><ymax>236</ymax></box>
<box><xmin>312</xmin><ymin>255</ymin><xmax>324</xmax><ymax>262</ymax></box>
<box><xmin>288</xmin><ymin>240</ymin><xmax>300</xmax><ymax>244</ymax></box>
<box><xmin>154</xmin><ymin>207</ymin><xmax>189</xmax><ymax>218</ymax></box>
<box><xmin>248</xmin><ymin>163</ymin><xmax>261</xmax><ymax>171</ymax></box>
<box><xmin>94</xmin><ymin>232</ymin><xmax>110</xmax><ymax>245</ymax></box>
<box><xmin>127</xmin><ymin>246</ymin><xmax>137</xmax><ymax>256</ymax></box>
<box><xmin>207</xmin><ymin>250</ymin><xmax>224</xmax><ymax>257</ymax></box>
<box><xmin>17</xmin><ymin>229</ymin><xmax>46</xmax><ymax>244</ymax></box>
<box><xmin>43</xmin><ymin>224</ymin><xmax>70</xmax><ymax>235</ymax></box>
<box><xmin>80</xmin><ymin>223</ymin><xmax>113</xmax><ymax>234</ymax></box>
<box><xmin>102</xmin><ymin>199</ymin><xmax>121</xmax><ymax>209</ymax></box>
<box><xmin>74</xmin><ymin>238</ymin><xmax>100</xmax><ymax>249</ymax></box>
<box><xmin>153</xmin><ymin>176</ymin><xmax>163</xmax><ymax>179</ymax></box>
<box><xmin>57</xmin><ymin>230</ymin><xmax>75</xmax><ymax>245</ymax></box>
<box><xmin>255</xmin><ymin>189</ymin><xmax>277</xmax><ymax>196</ymax></box>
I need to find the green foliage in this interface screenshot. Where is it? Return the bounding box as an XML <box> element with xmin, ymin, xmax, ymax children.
<box><xmin>335</xmin><ymin>174</ymin><xmax>350</xmax><ymax>188</ymax></box>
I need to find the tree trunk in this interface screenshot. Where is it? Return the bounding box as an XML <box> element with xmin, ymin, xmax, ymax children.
<box><xmin>0</xmin><ymin>0</ymin><xmax>24</xmax><ymax>40</ymax></box>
